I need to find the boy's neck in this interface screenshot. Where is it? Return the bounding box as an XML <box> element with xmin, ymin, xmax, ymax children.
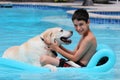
<box><xmin>83</xmin><ymin>28</ymin><xmax>90</xmax><ymax>37</ymax></box>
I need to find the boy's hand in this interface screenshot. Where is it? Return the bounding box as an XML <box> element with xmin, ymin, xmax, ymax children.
<box><xmin>44</xmin><ymin>37</ymin><xmax>59</xmax><ymax>51</ymax></box>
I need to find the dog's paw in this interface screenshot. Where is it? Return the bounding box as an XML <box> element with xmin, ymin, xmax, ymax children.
<box><xmin>44</xmin><ymin>64</ymin><xmax>57</xmax><ymax>72</ymax></box>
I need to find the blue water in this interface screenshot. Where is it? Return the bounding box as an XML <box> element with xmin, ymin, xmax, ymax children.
<box><xmin>0</xmin><ymin>6</ymin><xmax>120</xmax><ymax>80</ymax></box>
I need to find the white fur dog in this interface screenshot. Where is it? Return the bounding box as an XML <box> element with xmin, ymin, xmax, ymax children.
<box><xmin>2</xmin><ymin>27</ymin><xmax>74</xmax><ymax>71</ymax></box>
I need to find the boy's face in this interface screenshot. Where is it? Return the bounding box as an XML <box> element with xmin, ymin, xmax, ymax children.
<box><xmin>73</xmin><ymin>19</ymin><xmax>89</xmax><ymax>35</ymax></box>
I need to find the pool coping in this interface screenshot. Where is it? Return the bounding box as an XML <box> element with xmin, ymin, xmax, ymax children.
<box><xmin>0</xmin><ymin>2</ymin><xmax>120</xmax><ymax>20</ymax></box>
<box><xmin>67</xmin><ymin>10</ymin><xmax>120</xmax><ymax>20</ymax></box>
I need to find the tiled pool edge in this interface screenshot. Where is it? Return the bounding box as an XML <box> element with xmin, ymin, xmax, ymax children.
<box><xmin>67</xmin><ymin>10</ymin><xmax>120</xmax><ymax>24</ymax></box>
<box><xmin>0</xmin><ymin>2</ymin><xmax>120</xmax><ymax>24</ymax></box>
<box><xmin>13</xmin><ymin>3</ymin><xmax>120</xmax><ymax>24</ymax></box>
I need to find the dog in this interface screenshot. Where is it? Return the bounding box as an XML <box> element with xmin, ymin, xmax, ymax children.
<box><xmin>2</xmin><ymin>27</ymin><xmax>75</xmax><ymax>71</ymax></box>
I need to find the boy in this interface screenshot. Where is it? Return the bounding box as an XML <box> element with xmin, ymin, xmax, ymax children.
<box><xmin>40</xmin><ymin>9</ymin><xmax>97</xmax><ymax>67</ymax></box>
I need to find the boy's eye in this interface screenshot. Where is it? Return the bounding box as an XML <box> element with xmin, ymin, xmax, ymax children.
<box><xmin>74</xmin><ymin>24</ymin><xmax>77</xmax><ymax>27</ymax></box>
<box><xmin>79</xmin><ymin>23</ymin><xmax>83</xmax><ymax>26</ymax></box>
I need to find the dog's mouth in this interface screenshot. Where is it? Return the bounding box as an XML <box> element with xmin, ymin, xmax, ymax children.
<box><xmin>60</xmin><ymin>36</ymin><xmax>72</xmax><ymax>44</ymax></box>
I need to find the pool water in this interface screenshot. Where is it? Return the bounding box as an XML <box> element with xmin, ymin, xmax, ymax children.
<box><xmin>0</xmin><ymin>6</ymin><xmax>120</xmax><ymax>80</ymax></box>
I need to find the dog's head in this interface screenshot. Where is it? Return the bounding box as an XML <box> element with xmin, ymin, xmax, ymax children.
<box><xmin>41</xmin><ymin>27</ymin><xmax>73</xmax><ymax>46</ymax></box>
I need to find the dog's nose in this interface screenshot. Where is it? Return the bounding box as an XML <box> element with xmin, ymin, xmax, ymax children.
<box><xmin>70</xmin><ymin>31</ymin><xmax>73</xmax><ymax>34</ymax></box>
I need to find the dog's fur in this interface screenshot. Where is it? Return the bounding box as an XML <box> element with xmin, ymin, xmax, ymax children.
<box><xmin>2</xmin><ymin>27</ymin><xmax>73</xmax><ymax>71</ymax></box>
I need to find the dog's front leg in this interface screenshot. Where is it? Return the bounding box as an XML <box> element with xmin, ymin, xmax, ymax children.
<box><xmin>44</xmin><ymin>64</ymin><xmax>57</xmax><ymax>72</ymax></box>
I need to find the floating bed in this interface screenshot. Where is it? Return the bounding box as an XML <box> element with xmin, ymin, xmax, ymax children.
<box><xmin>0</xmin><ymin>44</ymin><xmax>116</xmax><ymax>73</ymax></box>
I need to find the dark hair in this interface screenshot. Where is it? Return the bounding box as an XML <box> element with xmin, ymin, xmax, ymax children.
<box><xmin>72</xmin><ymin>8</ymin><xmax>89</xmax><ymax>23</ymax></box>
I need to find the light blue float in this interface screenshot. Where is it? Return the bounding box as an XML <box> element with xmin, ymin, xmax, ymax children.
<box><xmin>0</xmin><ymin>44</ymin><xmax>116</xmax><ymax>73</ymax></box>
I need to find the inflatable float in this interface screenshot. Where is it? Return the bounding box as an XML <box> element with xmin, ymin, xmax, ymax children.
<box><xmin>0</xmin><ymin>44</ymin><xmax>116</xmax><ymax>73</ymax></box>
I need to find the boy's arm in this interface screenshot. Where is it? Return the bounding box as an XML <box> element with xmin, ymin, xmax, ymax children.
<box><xmin>59</xmin><ymin>46</ymin><xmax>74</xmax><ymax>54</ymax></box>
<box><xmin>56</xmin><ymin>40</ymin><xmax>92</xmax><ymax>62</ymax></box>
<box><xmin>59</xmin><ymin>39</ymin><xmax>81</xmax><ymax>54</ymax></box>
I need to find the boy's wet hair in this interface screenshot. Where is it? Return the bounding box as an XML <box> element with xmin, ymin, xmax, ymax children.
<box><xmin>72</xmin><ymin>8</ymin><xmax>89</xmax><ymax>23</ymax></box>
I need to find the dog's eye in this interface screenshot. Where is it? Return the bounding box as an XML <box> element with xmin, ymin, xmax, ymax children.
<box><xmin>60</xmin><ymin>30</ymin><xmax>63</xmax><ymax>32</ymax></box>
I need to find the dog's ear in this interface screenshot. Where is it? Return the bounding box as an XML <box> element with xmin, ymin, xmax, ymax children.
<box><xmin>49</xmin><ymin>32</ymin><xmax>53</xmax><ymax>38</ymax></box>
<box><xmin>46</xmin><ymin>32</ymin><xmax>53</xmax><ymax>39</ymax></box>
<box><xmin>42</xmin><ymin>30</ymin><xmax>53</xmax><ymax>41</ymax></box>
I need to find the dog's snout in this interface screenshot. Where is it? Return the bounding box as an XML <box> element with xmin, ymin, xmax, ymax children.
<box><xmin>70</xmin><ymin>31</ymin><xmax>73</xmax><ymax>34</ymax></box>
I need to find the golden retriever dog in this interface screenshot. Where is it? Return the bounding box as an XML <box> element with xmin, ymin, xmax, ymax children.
<box><xmin>2</xmin><ymin>27</ymin><xmax>73</xmax><ymax>71</ymax></box>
